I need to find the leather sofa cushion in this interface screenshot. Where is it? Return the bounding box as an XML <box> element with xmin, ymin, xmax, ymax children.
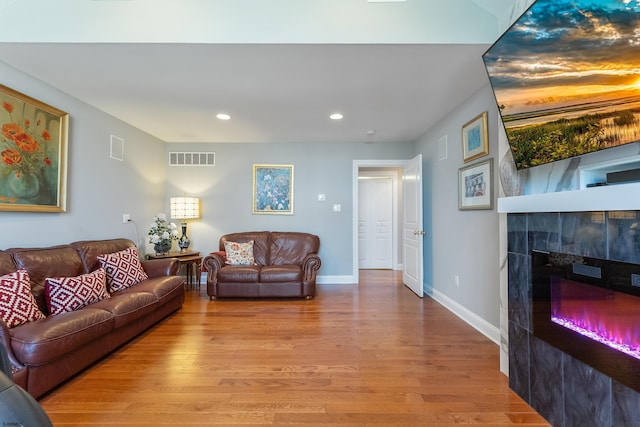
<box><xmin>89</xmin><ymin>292</ymin><xmax>158</xmax><ymax>328</ymax></box>
<box><xmin>0</xmin><ymin>251</ymin><xmax>16</xmax><ymax>276</ymax></box>
<box><xmin>219</xmin><ymin>232</ymin><xmax>269</xmax><ymax>266</ymax></box>
<box><xmin>9</xmin><ymin>308</ymin><xmax>114</xmax><ymax>366</ymax></box>
<box><xmin>217</xmin><ymin>266</ymin><xmax>260</xmax><ymax>282</ymax></box>
<box><xmin>127</xmin><ymin>276</ymin><xmax>185</xmax><ymax>302</ymax></box>
<box><xmin>71</xmin><ymin>238</ymin><xmax>134</xmax><ymax>274</ymax></box>
<box><xmin>260</xmin><ymin>265</ymin><xmax>302</xmax><ymax>283</ymax></box>
<box><xmin>269</xmin><ymin>232</ymin><xmax>319</xmax><ymax>265</ymax></box>
<box><xmin>10</xmin><ymin>246</ymin><xmax>86</xmax><ymax>315</ymax></box>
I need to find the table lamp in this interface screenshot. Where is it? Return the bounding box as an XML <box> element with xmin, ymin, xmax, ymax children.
<box><xmin>170</xmin><ymin>196</ymin><xmax>200</xmax><ymax>251</ymax></box>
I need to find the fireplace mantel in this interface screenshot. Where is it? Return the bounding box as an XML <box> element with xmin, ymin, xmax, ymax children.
<box><xmin>497</xmin><ymin>182</ymin><xmax>640</xmax><ymax>213</ymax></box>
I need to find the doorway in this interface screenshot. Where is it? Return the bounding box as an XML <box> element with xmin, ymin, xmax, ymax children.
<box><xmin>352</xmin><ymin>160</ymin><xmax>406</xmax><ymax>282</ymax></box>
<box><xmin>352</xmin><ymin>157</ymin><xmax>425</xmax><ymax>296</ymax></box>
<box><xmin>358</xmin><ymin>171</ymin><xmax>396</xmax><ymax>269</ymax></box>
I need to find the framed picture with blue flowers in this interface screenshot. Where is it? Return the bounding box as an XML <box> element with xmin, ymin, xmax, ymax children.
<box><xmin>462</xmin><ymin>111</ymin><xmax>488</xmax><ymax>163</ymax></box>
<box><xmin>252</xmin><ymin>164</ymin><xmax>294</xmax><ymax>215</ymax></box>
<box><xmin>0</xmin><ymin>84</ymin><xmax>69</xmax><ymax>212</ymax></box>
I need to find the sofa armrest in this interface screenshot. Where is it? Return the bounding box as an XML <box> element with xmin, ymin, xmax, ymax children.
<box><xmin>141</xmin><ymin>258</ymin><xmax>180</xmax><ymax>278</ymax></box>
<box><xmin>203</xmin><ymin>253</ymin><xmax>225</xmax><ymax>285</ymax></box>
<box><xmin>301</xmin><ymin>254</ymin><xmax>321</xmax><ymax>282</ymax></box>
<box><xmin>0</xmin><ymin>320</ymin><xmax>24</xmax><ymax>374</ymax></box>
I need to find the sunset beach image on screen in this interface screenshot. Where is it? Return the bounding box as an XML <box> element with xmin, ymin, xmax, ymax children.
<box><xmin>483</xmin><ymin>0</ymin><xmax>640</xmax><ymax>169</ymax></box>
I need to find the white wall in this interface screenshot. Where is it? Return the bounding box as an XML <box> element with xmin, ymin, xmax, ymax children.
<box><xmin>0</xmin><ymin>62</ymin><xmax>166</xmax><ymax>253</ymax></box>
<box><xmin>414</xmin><ymin>83</ymin><xmax>501</xmax><ymax>331</ymax></box>
<box><xmin>164</xmin><ymin>141</ymin><xmax>413</xmax><ymax>278</ymax></box>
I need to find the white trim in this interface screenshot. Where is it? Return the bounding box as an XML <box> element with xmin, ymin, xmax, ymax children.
<box><xmin>429</xmin><ymin>288</ymin><xmax>500</xmax><ymax>345</ymax></box>
<box><xmin>110</xmin><ymin>134</ymin><xmax>124</xmax><ymax>161</ymax></box>
<box><xmin>317</xmin><ymin>275</ymin><xmax>357</xmax><ymax>285</ymax></box>
<box><xmin>352</xmin><ymin>159</ymin><xmax>409</xmax><ymax>282</ymax></box>
<box><xmin>498</xmin><ymin>182</ymin><xmax>640</xmax><ymax>213</ymax></box>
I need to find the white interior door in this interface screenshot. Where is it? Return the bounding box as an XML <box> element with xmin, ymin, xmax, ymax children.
<box><xmin>358</xmin><ymin>177</ymin><xmax>392</xmax><ymax>269</ymax></box>
<box><xmin>402</xmin><ymin>154</ymin><xmax>424</xmax><ymax>297</ymax></box>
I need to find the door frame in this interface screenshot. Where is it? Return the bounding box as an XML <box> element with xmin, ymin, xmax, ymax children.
<box><xmin>358</xmin><ymin>171</ymin><xmax>398</xmax><ymax>270</ymax></box>
<box><xmin>352</xmin><ymin>159</ymin><xmax>410</xmax><ymax>283</ymax></box>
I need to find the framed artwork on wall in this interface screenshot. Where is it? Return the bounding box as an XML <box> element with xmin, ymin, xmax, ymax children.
<box><xmin>0</xmin><ymin>84</ymin><xmax>69</xmax><ymax>212</ymax></box>
<box><xmin>458</xmin><ymin>158</ymin><xmax>493</xmax><ymax>210</ymax></box>
<box><xmin>462</xmin><ymin>111</ymin><xmax>489</xmax><ymax>162</ymax></box>
<box><xmin>252</xmin><ymin>164</ymin><xmax>294</xmax><ymax>214</ymax></box>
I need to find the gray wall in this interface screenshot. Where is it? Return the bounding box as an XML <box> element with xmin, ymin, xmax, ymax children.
<box><xmin>414</xmin><ymin>83</ymin><xmax>501</xmax><ymax>328</ymax></box>
<box><xmin>0</xmin><ymin>62</ymin><xmax>166</xmax><ymax>253</ymax></box>
<box><xmin>0</xmin><ymin>57</ymin><xmax>503</xmax><ymax>337</ymax></box>
<box><xmin>164</xmin><ymin>141</ymin><xmax>413</xmax><ymax>278</ymax></box>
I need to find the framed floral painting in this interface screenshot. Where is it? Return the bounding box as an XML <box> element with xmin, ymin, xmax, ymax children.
<box><xmin>252</xmin><ymin>164</ymin><xmax>294</xmax><ymax>215</ymax></box>
<box><xmin>0</xmin><ymin>85</ymin><xmax>69</xmax><ymax>212</ymax></box>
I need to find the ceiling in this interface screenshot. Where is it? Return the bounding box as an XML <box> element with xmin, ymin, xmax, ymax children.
<box><xmin>0</xmin><ymin>0</ymin><xmax>518</xmax><ymax>144</ymax></box>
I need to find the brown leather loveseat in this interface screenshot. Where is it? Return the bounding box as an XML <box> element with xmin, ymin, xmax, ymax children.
<box><xmin>203</xmin><ymin>231</ymin><xmax>321</xmax><ymax>300</ymax></box>
<box><xmin>0</xmin><ymin>238</ymin><xmax>184</xmax><ymax>398</ymax></box>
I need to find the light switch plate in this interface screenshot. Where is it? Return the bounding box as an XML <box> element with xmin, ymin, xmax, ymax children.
<box><xmin>318</xmin><ymin>194</ymin><xmax>326</xmax><ymax>201</ymax></box>
<box><xmin>333</xmin><ymin>204</ymin><xmax>341</xmax><ymax>212</ymax></box>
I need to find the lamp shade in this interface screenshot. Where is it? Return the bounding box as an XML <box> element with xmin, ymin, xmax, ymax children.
<box><xmin>170</xmin><ymin>197</ymin><xmax>200</xmax><ymax>219</ymax></box>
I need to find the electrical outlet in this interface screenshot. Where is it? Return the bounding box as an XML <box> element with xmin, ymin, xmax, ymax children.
<box><xmin>333</xmin><ymin>204</ymin><xmax>341</xmax><ymax>212</ymax></box>
<box><xmin>122</xmin><ymin>213</ymin><xmax>131</xmax><ymax>223</ymax></box>
<box><xmin>454</xmin><ymin>275</ymin><xmax>460</xmax><ymax>287</ymax></box>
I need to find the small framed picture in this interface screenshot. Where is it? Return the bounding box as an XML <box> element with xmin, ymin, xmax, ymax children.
<box><xmin>252</xmin><ymin>164</ymin><xmax>294</xmax><ymax>214</ymax></box>
<box><xmin>462</xmin><ymin>111</ymin><xmax>489</xmax><ymax>162</ymax></box>
<box><xmin>458</xmin><ymin>158</ymin><xmax>493</xmax><ymax>210</ymax></box>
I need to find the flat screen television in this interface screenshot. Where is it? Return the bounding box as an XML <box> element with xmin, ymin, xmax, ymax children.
<box><xmin>483</xmin><ymin>0</ymin><xmax>640</xmax><ymax>170</ymax></box>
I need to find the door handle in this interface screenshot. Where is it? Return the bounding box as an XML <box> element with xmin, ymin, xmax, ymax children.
<box><xmin>413</xmin><ymin>230</ymin><xmax>426</xmax><ymax>236</ymax></box>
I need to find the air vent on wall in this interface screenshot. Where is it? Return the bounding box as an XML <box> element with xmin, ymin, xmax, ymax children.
<box><xmin>169</xmin><ymin>152</ymin><xmax>215</xmax><ymax>166</ymax></box>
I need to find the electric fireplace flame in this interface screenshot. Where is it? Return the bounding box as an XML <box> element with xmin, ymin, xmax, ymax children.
<box><xmin>552</xmin><ymin>317</ymin><xmax>640</xmax><ymax>360</ymax></box>
<box><xmin>550</xmin><ymin>278</ymin><xmax>640</xmax><ymax>361</ymax></box>
<box><xmin>532</xmin><ymin>250</ymin><xmax>640</xmax><ymax>393</ymax></box>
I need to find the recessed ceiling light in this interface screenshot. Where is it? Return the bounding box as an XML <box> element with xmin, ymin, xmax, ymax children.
<box><xmin>330</xmin><ymin>113</ymin><xmax>344</xmax><ymax>120</ymax></box>
<box><xmin>216</xmin><ymin>113</ymin><xmax>231</xmax><ymax>120</ymax></box>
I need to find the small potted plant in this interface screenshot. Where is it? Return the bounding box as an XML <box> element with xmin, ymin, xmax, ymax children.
<box><xmin>148</xmin><ymin>213</ymin><xmax>178</xmax><ymax>255</ymax></box>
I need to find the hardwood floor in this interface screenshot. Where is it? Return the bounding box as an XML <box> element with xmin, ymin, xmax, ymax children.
<box><xmin>39</xmin><ymin>270</ymin><xmax>549</xmax><ymax>426</ymax></box>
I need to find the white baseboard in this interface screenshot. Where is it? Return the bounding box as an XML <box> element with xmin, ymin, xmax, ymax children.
<box><xmin>429</xmin><ymin>288</ymin><xmax>500</xmax><ymax>345</ymax></box>
<box><xmin>317</xmin><ymin>275</ymin><xmax>356</xmax><ymax>284</ymax></box>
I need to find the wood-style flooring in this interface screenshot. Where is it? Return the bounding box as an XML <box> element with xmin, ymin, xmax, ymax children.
<box><xmin>38</xmin><ymin>270</ymin><xmax>549</xmax><ymax>426</ymax></box>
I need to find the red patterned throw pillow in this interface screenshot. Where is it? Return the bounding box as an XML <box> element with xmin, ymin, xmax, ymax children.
<box><xmin>96</xmin><ymin>246</ymin><xmax>149</xmax><ymax>292</ymax></box>
<box><xmin>0</xmin><ymin>269</ymin><xmax>46</xmax><ymax>328</ymax></box>
<box><xmin>224</xmin><ymin>241</ymin><xmax>255</xmax><ymax>266</ymax></box>
<box><xmin>45</xmin><ymin>268</ymin><xmax>110</xmax><ymax>315</ymax></box>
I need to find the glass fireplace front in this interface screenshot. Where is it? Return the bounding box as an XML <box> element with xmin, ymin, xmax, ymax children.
<box><xmin>532</xmin><ymin>250</ymin><xmax>640</xmax><ymax>392</ymax></box>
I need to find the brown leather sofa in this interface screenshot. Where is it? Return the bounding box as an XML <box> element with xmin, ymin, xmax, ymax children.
<box><xmin>203</xmin><ymin>231</ymin><xmax>321</xmax><ymax>300</ymax></box>
<box><xmin>0</xmin><ymin>238</ymin><xmax>184</xmax><ymax>398</ymax></box>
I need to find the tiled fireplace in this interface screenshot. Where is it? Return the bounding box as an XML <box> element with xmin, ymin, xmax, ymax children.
<box><xmin>507</xmin><ymin>211</ymin><xmax>640</xmax><ymax>427</ymax></box>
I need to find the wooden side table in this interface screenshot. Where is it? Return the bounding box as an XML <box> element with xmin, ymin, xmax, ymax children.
<box><xmin>146</xmin><ymin>250</ymin><xmax>202</xmax><ymax>288</ymax></box>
